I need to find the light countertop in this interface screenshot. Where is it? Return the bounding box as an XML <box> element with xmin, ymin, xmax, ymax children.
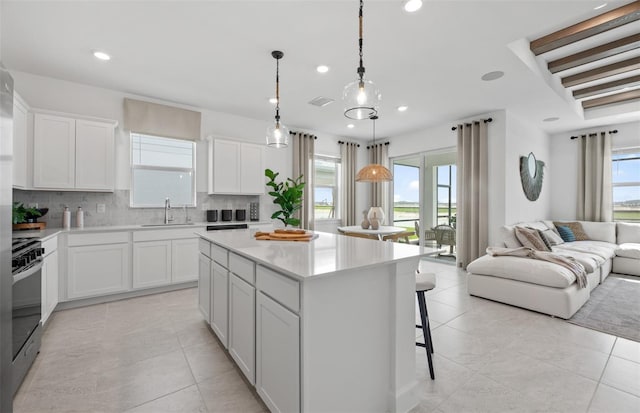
<box><xmin>196</xmin><ymin>229</ymin><xmax>426</xmax><ymax>280</ymax></box>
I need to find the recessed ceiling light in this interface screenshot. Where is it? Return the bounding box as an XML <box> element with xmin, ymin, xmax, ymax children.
<box><xmin>92</xmin><ymin>51</ymin><xmax>111</xmax><ymax>61</ymax></box>
<box><xmin>347</xmin><ymin>124</ymin><xmax>355</xmax><ymax>129</ymax></box>
<box><xmin>316</xmin><ymin>65</ymin><xmax>329</xmax><ymax>73</ymax></box>
<box><xmin>481</xmin><ymin>71</ymin><xmax>504</xmax><ymax>81</ymax></box>
<box><xmin>594</xmin><ymin>3</ymin><xmax>607</xmax><ymax>10</ymax></box>
<box><xmin>403</xmin><ymin>0</ymin><xmax>422</xmax><ymax>13</ymax></box>
<box><xmin>268</xmin><ymin>98</ymin><xmax>278</xmax><ymax>104</ymax></box>
<box><xmin>397</xmin><ymin>105</ymin><xmax>408</xmax><ymax>112</ymax></box>
<box><xmin>543</xmin><ymin>117</ymin><xmax>559</xmax><ymax>122</ymax></box>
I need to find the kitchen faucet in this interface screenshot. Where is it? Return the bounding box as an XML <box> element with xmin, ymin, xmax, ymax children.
<box><xmin>164</xmin><ymin>198</ymin><xmax>173</xmax><ymax>224</ymax></box>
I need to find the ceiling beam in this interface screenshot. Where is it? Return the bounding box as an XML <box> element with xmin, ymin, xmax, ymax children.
<box><xmin>581</xmin><ymin>88</ymin><xmax>640</xmax><ymax>109</ymax></box>
<box><xmin>561</xmin><ymin>56</ymin><xmax>640</xmax><ymax>87</ymax></box>
<box><xmin>573</xmin><ymin>75</ymin><xmax>640</xmax><ymax>99</ymax></box>
<box><xmin>548</xmin><ymin>33</ymin><xmax>640</xmax><ymax>73</ymax></box>
<box><xmin>530</xmin><ymin>1</ymin><xmax>640</xmax><ymax>55</ymax></box>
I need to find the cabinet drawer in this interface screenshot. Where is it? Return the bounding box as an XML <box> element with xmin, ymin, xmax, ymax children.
<box><xmin>134</xmin><ymin>228</ymin><xmax>200</xmax><ymax>242</ymax></box>
<box><xmin>67</xmin><ymin>231</ymin><xmax>129</xmax><ymax>246</ymax></box>
<box><xmin>198</xmin><ymin>239</ymin><xmax>211</xmax><ymax>258</ymax></box>
<box><xmin>257</xmin><ymin>266</ymin><xmax>300</xmax><ymax>313</ymax></box>
<box><xmin>212</xmin><ymin>244</ymin><xmax>228</xmax><ymax>268</ymax></box>
<box><xmin>42</xmin><ymin>236</ymin><xmax>58</xmax><ymax>257</ymax></box>
<box><xmin>229</xmin><ymin>252</ymin><xmax>254</xmax><ymax>285</ymax></box>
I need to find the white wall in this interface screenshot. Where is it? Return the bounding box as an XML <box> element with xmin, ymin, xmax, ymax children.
<box><xmin>550</xmin><ymin>120</ymin><xmax>640</xmax><ymax>221</ymax></box>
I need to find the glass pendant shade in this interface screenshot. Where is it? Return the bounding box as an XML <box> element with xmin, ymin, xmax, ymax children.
<box><xmin>343</xmin><ymin>79</ymin><xmax>381</xmax><ymax>120</ymax></box>
<box><xmin>355</xmin><ymin>163</ymin><xmax>392</xmax><ymax>182</ymax></box>
<box><xmin>266</xmin><ymin>120</ymin><xmax>289</xmax><ymax>148</ymax></box>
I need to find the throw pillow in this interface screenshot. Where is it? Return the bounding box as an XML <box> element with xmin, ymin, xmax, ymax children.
<box><xmin>554</xmin><ymin>221</ymin><xmax>589</xmax><ymax>241</ymax></box>
<box><xmin>539</xmin><ymin>228</ymin><xmax>564</xmax><ymax>246</ymax></box>
<box><xmin>556</xmin><ymin>225</ymin><xmax>576</xmax><ymax>242</ymax></box>
<box><xmin>514</xmin><ymin>226</ymin><xmax>549</xmax><ymax>251</ymax></box>
<box><xmin>537</xmin><ymin>229</ymin><xmax>552</xmax><ymax>250</ymax></box>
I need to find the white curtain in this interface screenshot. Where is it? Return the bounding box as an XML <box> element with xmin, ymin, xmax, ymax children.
<box><xmin>456</xmin><ymin>121</ymin><xmax>489</xmax><ymax>268</ymax></box>
<box><xmin>340</xmin><ymin>141</ymin><xmax>358</xmax><ymax>226</ymax></box>
<box><xmin>369</xmin><ymin>142</ymin><xmax>389</xmax><ymax>217</ymax></box>
<box><xmin>292</xmin><ymin>132</ymin><xmax>315</xmax><ymax>230</ymax></box>
<box><xmin>577</xmin><ymin>132</ymin><xmax>612</xmax><ymax>222</ymax></box>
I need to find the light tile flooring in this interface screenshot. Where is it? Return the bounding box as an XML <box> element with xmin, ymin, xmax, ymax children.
<box><xmin>14</xmin><ymin>261</ymin><xmax>640</xmax><ymax>413</ymax></box>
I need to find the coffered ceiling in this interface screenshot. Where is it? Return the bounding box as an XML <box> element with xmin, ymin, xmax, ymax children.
<box><xmin>1</xmin><ymin>1</ymin><xmax>639</xmax><ymax>140</ymax></box>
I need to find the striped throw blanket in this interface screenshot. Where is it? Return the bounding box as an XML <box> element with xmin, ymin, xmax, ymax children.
<box><xmin>486</xmin><ymin>247</ymin><xmax>588</xmax><ymax>289</ymax></box>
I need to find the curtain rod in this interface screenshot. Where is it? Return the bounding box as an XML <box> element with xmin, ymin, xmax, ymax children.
<box><xmin>451</xmin><ymin>117</ymin><xmax>493</xmax><ymax>131</ymax></box>
<box><xmin>366</xmin><ymin>142</ymin><xmax>390</xmax><ymax>149</ymax></box>
<box><xmin>289</xmin><ymin>131</ymin><xmax>317</xmax><ymax>139</ymax></box>
<box><xmin>570</xmin><ymin>130</ymin><xmax>618</xmax><ymax>140</ymax></box>
<box><xmin>338</xmin><ymin>141</ymin><xmax>360</xmax><ymax>147</ymax></box>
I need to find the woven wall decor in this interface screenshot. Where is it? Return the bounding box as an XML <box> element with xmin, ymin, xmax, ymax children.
<box><xmin>520</xmin><ymin>152</ymin><xmax>545</xmax><ymax>201</ymax></box>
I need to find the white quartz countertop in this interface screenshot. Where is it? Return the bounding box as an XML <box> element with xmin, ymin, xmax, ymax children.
<box><xmin>196</xmin><ymin>229</ymin><xmax>426</xmax><ymax>280</ymax></box>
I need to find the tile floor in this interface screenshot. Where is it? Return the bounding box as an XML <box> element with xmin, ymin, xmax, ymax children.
<box><xmin>14</xmin><ymin>261</ymin><xmax>640</xmax><ymax>413</ymax></box>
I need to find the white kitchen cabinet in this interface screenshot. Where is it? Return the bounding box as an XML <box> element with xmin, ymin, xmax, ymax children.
<box><xmin>33</xmin><ymin>113</ymin><xmax>115</xmax><ymax>191</ymax></box>
<box><xmin>133</xmin><ymin>240</ymin><xmax>171</xmax><ymax>289</ymax></box>
<box><xmin>256</xmin><ymin>292</ymin><xmax>300</xmax><ymax>413</ymax></box>
<box><xmin>12</xmin><ymin>93</ymin><xmax>29</xmax><ymax>189</ymax></box>
<box><xmin>198</xmin><ymin>253</ymin><xmax>211</xmax><ymax>322</ymax></box>
<box><xmin>211</xmin><ymin>261</ymin><xmax>229</xmax><ymax>348</ymax></box>
<box><xmin>67</xmin><ymin>233</ymin><xmax>129</xmax><ymax>299</ymax></box>
<box><xmin>41</xmin><ymin>236</ymin><xmax>59</xmax><ymax>325</ymax></box>
<box><xmin>228</xmin><ymin>273</ymin><xmax>256</xmax><ymax>385</ymax></box>
<box><xmin>209</xmin><ymin>138</ymin><xmax>264</xmax><ymax>195</ymax></box>
<box><xmin>171</xmin><ymin>238</ymin><xmax>199</xmax><ymax>283</ymax></box>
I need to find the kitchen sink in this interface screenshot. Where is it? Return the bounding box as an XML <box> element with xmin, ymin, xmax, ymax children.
<box><xmin>141</xmin><ymin>223</ymin><xmax>195</xmax><ymax>227</ymax></box>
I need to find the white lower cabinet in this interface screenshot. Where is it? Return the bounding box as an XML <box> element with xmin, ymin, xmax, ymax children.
<box><xmin>133</xmin><ymin>240</ymin><xmax>171</xmax><ymax>289</ymax></box>
<box><xmin>228</xmin><ymin>273</ymin><xmax>256</xmax><ymax>385</ymax></box>
<box><xmin>41</xmin><ymin>246</ymin><xmax>59</xmax><ymax>325</ymax></box>
<box><xmin>67</xmin><ymin>242</ymin><xmax>129</xmax><ymax>299</ymax></box>
<box><xmin>256</xmin><ymin>292</ymin><xmax>300</xmax><ymax>413</ymax></box>
<box><xmin>211</xmin><ymin>261</ymin><xmax>229</xmax><ymax>348</ymax></box>
<box><xmin>198</xmin><ymin>253</ymin><xmax>211</xmax><ymax>321</ymax></box>
<box><xmin>171</xmin><ymin>238</ymin><xmax>199</xmax><ymax>283</ymax></box>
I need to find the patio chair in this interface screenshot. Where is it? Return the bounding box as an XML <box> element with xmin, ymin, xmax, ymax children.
<box><xmin>433</xmin><ymin>224</ymin><xmax>456</xmax><ymax>254</ymax></box>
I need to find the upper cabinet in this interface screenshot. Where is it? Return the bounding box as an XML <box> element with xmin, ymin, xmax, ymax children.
<box><xmin>209</xmin><ymin>138</ymin><xmax>265</xmax><ymax>195</ymax></box>
<box><xmin>33</xmin><ymin>113</ymin><xmax>116</xmax><ymax>191</ymax></box>
<box><xmin>12</xmin><ymin>93</ymin><xmax>29</xmax><ymax>189</ymax></box>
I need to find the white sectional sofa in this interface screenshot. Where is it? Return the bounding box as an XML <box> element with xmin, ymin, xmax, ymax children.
<box><xmin>467</xmin><ymin>220</ymin><xmax>640</xmax><ymax>319</ymax></box>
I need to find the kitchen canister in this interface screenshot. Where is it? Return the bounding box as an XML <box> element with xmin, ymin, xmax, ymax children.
<box><xmin>206</xmin><ymin>210</ymin><xmax>218</xmax><ymax>222</ymax></box>
<box><xmin>62</xmin><ymin>207</ymin><xmax>71</xmax><ymax>229</ymax></box>
<box><xmin>76</xmin><ymin>207</ymin><xmax>84</xmax><ymax>228</ymax></box>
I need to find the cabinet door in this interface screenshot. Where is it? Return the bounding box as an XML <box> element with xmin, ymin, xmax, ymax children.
<box><xmin>240</xmin><ymin>143</ymin><xmax>264</xmax><ymax>194</ymax></box>
<box><xmin>212</xmin><ymin>139</ymin><xmax>240</xmax><ymax>194</ymax></box>
<box><xmin>13</xmin><ymin>96</ymin><xmax>28</xmax><ymax>188</ymax></box>
<box><xmin>256</xmin><ymin>292</ymin><xmax>300</xmax><ymax>413</ymax></box>
<box><xmin>229</xmin><ymin>273</ymin><xmax>255</xmax><ymax>384</ymax></box>
<box><xmin>75</xmin><ymin>120</ymin><xmax>114</xmax><ymax>191</ymax></box>
<box><xmin>67</xmin><ymin>243</ymin><xmax>129</xmax><ymax>299</ymax></box>
<box><xmin>211</xmin><ymin>262</ymin><xmax>229</xmax><ymax>348</ymax></box>
<box><xmin>198</xmin><ymin>253</ymin><xmax>211</xmax><ymax>322</ymax></box>
<box><xmin>44</xmin><ymin>250</ymin><xmax>59</xmax><ymax>324</ymax></box>
<box><xmin>171</xmin><ymin>238</ymin><xmax>199</xmax><ymax>283</ymax></box>
<box><xmin>133</xmin><ymin>240</ymin><xmax>171</xmax><ymax>289</ymax></box>
<box><xmin>33</xmin><ymin>114</ymin><xmax>76</xmax><ymax>189</ymax></box>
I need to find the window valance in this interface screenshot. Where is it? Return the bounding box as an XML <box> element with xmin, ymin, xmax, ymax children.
<box><xmin>123</xmin><ymin>98</ymin><xmax>201</xmax><ymax>141</ymax></box>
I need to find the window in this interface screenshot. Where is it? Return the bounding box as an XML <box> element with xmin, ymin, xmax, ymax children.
<box><xmin>436</xmin><ymin>165</ymin><xmax>456</xmax><ymax>227</ymax></box>
<box><xmin>392</xmin><ymin>162</ymin><xmax>420</xmax><ymax>230</ymax></box>
<box><xmin>314</xmin><ymin>156</ymin><xmax>341</xmax><ymax>220</ymax></box>
<box><xmin>612</xmin><ymin>150</ymin><xmax>640</xmax><ymax>222</ymax></box>
<box><xmin>131</xmin><ymin>133</ymin><xmax>196</xmax><ymax>207</ymax></box>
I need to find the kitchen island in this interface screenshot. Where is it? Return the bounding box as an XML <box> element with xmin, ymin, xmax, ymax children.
<box><xmin>196</xmin><ymin>229</ymin><xmax>426</xmax><ymax>413</ymax></box>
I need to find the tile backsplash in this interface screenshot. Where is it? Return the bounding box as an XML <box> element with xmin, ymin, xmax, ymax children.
<box><xmin>13</xmin><ymin>189</ymin><xmax>263</xmax><ymax>227</ymax></box>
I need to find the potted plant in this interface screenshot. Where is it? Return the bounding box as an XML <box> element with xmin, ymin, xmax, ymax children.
<box><xmin>12</xmin><ymin>202</ymin><xmax>42</xmax><ymax>224</ymax></box>
<box><xmin>265</xmin><ymin>169</ymin><xmax>305</xmax><ymax>228</ymax></box>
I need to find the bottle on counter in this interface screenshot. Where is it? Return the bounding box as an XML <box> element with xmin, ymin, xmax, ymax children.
<box><xmin>76</xmin><ymin>207</ymin><xmax>84</xmax><ymax>228</ymax></box>
<box><xmin>62</xmin><ymin>206</ymin><xmax>71</xmax><ymax>229</ymax></box>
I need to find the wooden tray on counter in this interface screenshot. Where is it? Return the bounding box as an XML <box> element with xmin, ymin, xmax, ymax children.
<box><xmin>13</xmin><ymin>222</ymin><xmax>46</xmax><ymax>231</ymax></box>
<box><xmin>254</xmin><ymin>229</ymin><xmax>318</xmax><ymax>242</ymax></box>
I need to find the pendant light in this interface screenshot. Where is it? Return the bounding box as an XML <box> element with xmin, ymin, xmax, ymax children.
<box><xmin>356</xmin><ymin>115</ymin><xmax>392</xmax><ymax>182</ymax></box>
<box><xmin>266</xmin><ymin>50</ymin><xmax>289</xmax><ymax>148</ymax></box>
<box><xmin>343</xmin><ymin>0</ymin><xmax>381</xmax><ymax>120</ymax></box>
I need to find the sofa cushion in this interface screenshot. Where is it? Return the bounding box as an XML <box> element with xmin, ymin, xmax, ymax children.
<box><xmin>617</xmin><ymin>222</ymin><xmax>640</xmax><ymax>244</ymax></box>
<box><xmin>540</xmin><ymin>228</ymin><xmax>564</xmax><ymax>246</ymax></box>
<box><xmin>467</xmin><ymin>255</ymin><xmax>576</xmax><ymax>288</ymax></box>
<box><xmin>615</xmin><ymin>243</ymin><xmax>640</xmax><ymax>259</ymax></box>
<box><xmin>499</xmin><ymin>225</ymin><xmax>522</xmax><ymax>248</ymax></box>
<box><xmin>554</xmin><ymin>221</ymin><xmax>589</xmax><ymax>241</ymax></box>
<box><xmin>578</xmin><ymin>221</ymin><xmax>616</xmax><ymax>244</ymax></box>
<box><xmin>556</xmin><ymin>240</ymin><xmax>617</xmax><ymax>260</ymax></box>
<box><xmin>515</xmin><ymin>227</ymin><xmax>549</xmax><ymax>251</ymax></box>
<box><xmin>550</xmin><ymin>248</ymin><xmax>603</xmax><ymax>273</ymax></box>
<box><xmin>557</xmin><ymin>226</ymin><xmax>576</xmax><ymax>242</ymax></box>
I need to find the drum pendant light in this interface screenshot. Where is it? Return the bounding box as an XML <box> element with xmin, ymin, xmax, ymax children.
<box><xmin>356</xmin><ymin>115</ymin><xmax>392</xmax><ymax>182</ymax></box>
<box><xmin>343</xmin><ymin>0</ymin><xmax>381</xmax><ymax>120</ymax></box>
<box><xmin>266</xmin><ymin>50</ymin><xmax>289</xmax><ymax>148</ymax></box>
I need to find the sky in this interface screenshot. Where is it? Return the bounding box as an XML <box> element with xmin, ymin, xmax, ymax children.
<box><xmin>612</xmin><ymin>157</ymin><xmax>640</xmax><ymax>203</ymax></box>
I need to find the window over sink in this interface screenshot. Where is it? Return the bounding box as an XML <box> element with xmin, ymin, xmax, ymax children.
<box><xmin>130</xmin><ymin>133</ymin><xmax>196</xmax><ymax>207</ymax></box>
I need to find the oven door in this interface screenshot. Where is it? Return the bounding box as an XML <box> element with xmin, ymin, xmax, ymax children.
<box><xmin>12</xmin><ymin>261</ymin><xmax>42</xmax><ymax>360</ymax></box>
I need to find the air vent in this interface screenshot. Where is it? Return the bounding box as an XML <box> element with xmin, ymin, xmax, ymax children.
<box><xmin>308</xmin><ymin>96</ymin><xmax>335</xmax><ymax>107</ymax></box>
